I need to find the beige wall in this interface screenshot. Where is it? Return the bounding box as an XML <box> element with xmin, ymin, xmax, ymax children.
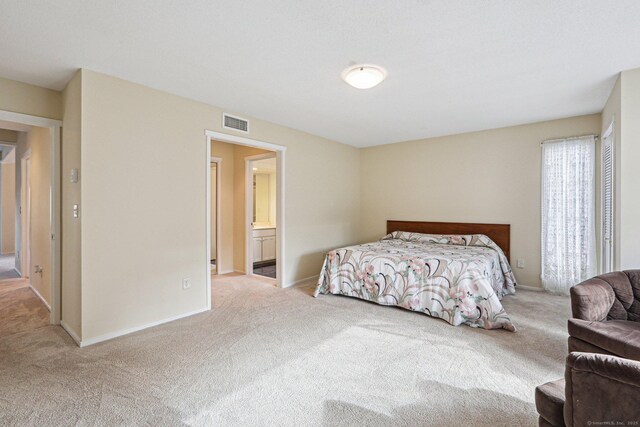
<box><xmin>15</xmin><ymin>127</ymin><xmax>52</xmax><ymax>303</ymax></box>
<box><xmin>619</xmin><ymin>68</ymin><xmax>640</xmax><ymax>269</ymax></box>
<box><xmin>1</xmin><ymin>161</ymin><xmax>16</xmax><ymax>254</ymax></box>
<box><xmin>61</xmin><ymin>70</ymin><xmax>82</xmax><ymax>336</ymax></box>
<box><xmin>0</xmin><ymin>76</ymin><xmax>62</xmax><ymax>120</ymax></box>
<box><xmin>360</xmin><ymin>114</ymin><xmax>601</xmax><ymax>288</ymax></box>
<box><xmin>76</xmin><ymin>70</ymin><xmax>360</xmax><ymax>342</ymax></box>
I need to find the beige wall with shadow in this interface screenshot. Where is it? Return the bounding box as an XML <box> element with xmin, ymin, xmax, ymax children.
<box><xmin>360</xmin><ymin>114</ymin><xmax>602</xmax><ymax>288</ymax></box>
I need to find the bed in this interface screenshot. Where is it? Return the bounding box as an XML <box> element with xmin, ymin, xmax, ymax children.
<box><xmin>314</xmin><ymin>220</ymin><xmax>518</xmax><ymax>331</ymax></box>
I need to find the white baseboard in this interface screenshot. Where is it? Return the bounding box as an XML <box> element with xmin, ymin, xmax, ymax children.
<box><xmin>78</xmin><ymin>306</ymin><xmax>210</xmax><ymax>348</ymax></box>
<box><xmin>517</xmin><ymin>284</ymin><xmax>544</xmax><ymax>292</ymax></box>
<box><xmin>286</xmin><ymin>275</ymin><xmax>319</xmax><ymax>288</ymax></box>
<box><xmin>29</xmin><ymin>283</ymin><xmax>51</xmax><ymax>311</ymax></box>
<box><xmin>60</xmin><ymin>320</ymin><xmax>81</xmax><ymax>346</ymax></box>
<box><xmin>14</xmin><ymin>267</ymin><xmax>22</xmax><ymax>276</ymax></box>
<box><xmin>216</xmin><ymin>269</ymin><xmax>235</xmax><ymax>275</ymax></box>
<box><xmin>233</xmin><ymin>269</ymin><xmax>245</xmax><ymax>274</ymax></box>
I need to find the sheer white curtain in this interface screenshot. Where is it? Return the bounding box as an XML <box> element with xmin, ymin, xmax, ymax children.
<box><xmin>541</xmin><ymin>136</ymin><xmax>596</xmax><ymax>293</ymax></box>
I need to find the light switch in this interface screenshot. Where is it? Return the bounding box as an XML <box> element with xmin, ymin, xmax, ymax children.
<box><xmin>70</xmin><ymin>168</ymin><xmax>79</xmax><ymax>183</ymax></box>
<box><xmin>73</xmin><ymin>204</ymin><xmax>79</xmax><ymax>218</ymax></box>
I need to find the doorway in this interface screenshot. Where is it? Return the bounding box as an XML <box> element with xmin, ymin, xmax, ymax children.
<box><xmin>0</xmin><ymin>110</ymin><xmax>61</xmax><ymax>326</ymax></box>
<box><xmin>205</xmin><ymin>130</ymin><xmax>286</xmax><ymax>305</ymax></box>
<box><xmin>246</xmin><ymin>154</ymin><xmax>277</xmax><ymax>279</ymax></box>
<box><xmin>0</xmin><ymin>146</ymin><xmax>18</xmax><ymax>281</ymax></box>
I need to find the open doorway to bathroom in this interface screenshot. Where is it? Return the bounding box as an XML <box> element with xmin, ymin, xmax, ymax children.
<box><xmin>205</xmin><ymin>130</ymin><xmax>286</xmax><ymax>302</ymax></box>
<box><xmin>247</xmin><ymin>155</ymin><xmax>277</xmax><ymax>279</ymax></box>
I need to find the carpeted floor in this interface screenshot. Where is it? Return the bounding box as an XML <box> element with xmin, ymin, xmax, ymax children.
<box><xmin>0</xmin><ymin>274</ymin><xmax>570</xmax><ymax>426</ymax></box>
<box><xmin>0</xmin><ymin>253</ymin><xmax>20</xmax><ymax>281</ymax></box>
<box><xmin>0</xmin><ymin>278</ymin><xmax>50</xmax><ymax>339</ymax></box>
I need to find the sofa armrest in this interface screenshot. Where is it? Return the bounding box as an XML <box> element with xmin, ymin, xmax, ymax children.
<box><xmin>564</xmin><ymin>352</ymin><xmax>640</xmax><ymax>427</ymax></box>
<box><xmin>570</xmin><ymin>279</ymin><xmax>615</xmax><ymax>321</ymax></box>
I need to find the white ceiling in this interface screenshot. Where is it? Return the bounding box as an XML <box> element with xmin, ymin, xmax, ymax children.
<box><xmin>1</xmin><ymin>1</ymin><xmax>640</xmax><ymax>147</ymax></box>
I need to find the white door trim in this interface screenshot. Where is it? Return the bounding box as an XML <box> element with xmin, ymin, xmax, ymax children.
<box><xmin>210</xmin><ymin>157</ymin><xmax>222</xmax><ymax>277</ymax></box>
<box><xmin>205</xmin><ymin>130</ymin><xmax>287</xmax><ymax>153</ymax></box>
<box><xmin>0</xmin><ymin>110</ymin><xmax>61</xmax><ymax>325</ymax></box>
<box><xmin>20</xmin><ymin>150</ymin><xmax>32</xmax><ymax>279</ymax></box>
<box><xmin>245</xmin><ymin>153</ymin><xmax>277</xmax><ymax>280</ymax></box>
<box><xmin>205</xmin><ymin>130</ymin><xmax>285</xmax><ymax>289</ymax></box>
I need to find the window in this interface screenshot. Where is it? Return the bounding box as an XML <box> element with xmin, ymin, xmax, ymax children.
<box><xmin>541</xmin><ymin>135</ymin><xmax>596</xmax><ymax>293</ymax></box>
<box><xmin>601</xmin><ymin>123</ymin><xmax>615</xmax><ymax>273</ymax></box>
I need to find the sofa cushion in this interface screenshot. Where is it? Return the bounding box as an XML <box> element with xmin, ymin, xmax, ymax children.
<box><xmin>595</xmin><ymin>272</ymin><xmax>635</xmax><ymax>320</ymax></box>
<box><xmin>623</xmin><ymin>270</ymin><xmax>640</xmax><ymax>321</ymax></box>
<box><xmin>535</xmin><ymin>379</ymin><xmax>565</xmax><ymax>427</ymax></box>
<box><xmin>570</xmin><ymin>278</ymin><xmax>615</xmax><ymax>321</ymax></box>
<box><xmin>564</xmin><ymin>352</ymin><xmax>640</xmax><ymax>427</ymax></box>
<box><xmin>571</xmin><ymin>270</ymin><xmax>640</xmax><ymax>322</ymax></box>
<box><xmin>538</xmin><ymin>416</ymin><xmax>558</xmax><ymax>427</ymax></box>
<box><xmin>568</xmin><ymin>318</ymin><xmax>640</xmax><ymax>361</ymax></box>
<box><xmin>567</xmin><ymin>336</ymin><xmax>612</xmax><ymax>356</ymax></box>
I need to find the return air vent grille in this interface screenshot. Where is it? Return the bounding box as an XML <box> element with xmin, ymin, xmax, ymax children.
<box><xmin>223</xmin><ymin>113</ymin><xmax>249</xmax><ymax>133</ymax></box>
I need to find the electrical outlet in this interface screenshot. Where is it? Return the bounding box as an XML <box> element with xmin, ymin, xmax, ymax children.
<box><xmin>516</xmin><ymin>259</ymin><xmax>525</xmax><ymax>269</ymax></box>
<box><xmin>182</xmin><ymin>278</ymin><xmax>191</xmax><ymax>290</ymax></box>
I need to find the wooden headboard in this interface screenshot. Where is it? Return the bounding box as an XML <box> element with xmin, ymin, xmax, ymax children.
<box><xmin>386</xmin><ymin>220</ymin><xmax>511</xmax><ymax>262</ymax></box>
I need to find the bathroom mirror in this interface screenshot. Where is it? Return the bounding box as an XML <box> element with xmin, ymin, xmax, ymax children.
<box><xmin>251</xmin><ymin>157</ymin><xmax>277</xmax><ymax>227</ymax></box>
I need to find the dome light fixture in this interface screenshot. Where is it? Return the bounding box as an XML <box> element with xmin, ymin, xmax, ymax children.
<box><xmin>341</xmin><ymin>64</ymin><xmax>387</xmax><ymax>89</ymax></box>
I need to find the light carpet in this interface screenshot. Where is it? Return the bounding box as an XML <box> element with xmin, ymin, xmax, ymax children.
<box><xmin>0</xmin><ymin>274</ymin><xmax>570</xmax><ymax>426</ymax></box>
<box><xmin>0</xmin><ymin>278</ymin><xmax>50</xmax><ymax>339</ymax></box>
<box><xmin>0</xmin><ymin>253</ymin><xmax>20</xmax><ymax>281</ymax></box>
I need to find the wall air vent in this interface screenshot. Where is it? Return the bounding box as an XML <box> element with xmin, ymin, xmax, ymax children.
<box><xmin>222</xmin><ymin>113</ymin><xmax>249</xmax><ymax>133</ymax></box>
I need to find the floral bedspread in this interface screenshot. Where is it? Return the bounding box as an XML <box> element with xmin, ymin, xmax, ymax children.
<box><xmin>314</xmin><ymin>231</ymin><xmax>517</xmax><ymax>331</ymax></box>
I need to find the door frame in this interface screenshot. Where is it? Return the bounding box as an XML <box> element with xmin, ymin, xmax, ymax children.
<box><xmin>0</xmin><ymin>109</ymin><xmax>62</xmax><ymax>325</ymax></box>
<box><xmin>245</xmin><ymin>153</ymin><xmax>277</xmax><ymax>280</ymax></box>
<box><xmin>20</xmin><ymin>150</ymin><xmax>32</xmax><ymax>278</ymax></box>
<box><xmin>210</xmin><ymin>156</ymin><xmax>222</xmax><ymax>275</ymax></box>
<box><xmin>204</xmin><ymin>130</ymin><xmax>286</xmax><ymax>295</ymax></box>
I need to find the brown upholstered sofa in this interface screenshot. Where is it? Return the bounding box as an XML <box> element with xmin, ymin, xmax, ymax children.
<box><xmin>536</xmin><ymin>352</ymin><xmax>640</xmax><ymax>426</ymax></box>
<box><xmin>568</xmin><ymin>270</ymin><xmax>640</xmax><ymax>361</ymax></box>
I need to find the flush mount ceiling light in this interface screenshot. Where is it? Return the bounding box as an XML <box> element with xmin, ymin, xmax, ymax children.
<box><xmin>341</xmin><ymin>64</ymin><xmax>387</xmax><ymax>89</ymax></box>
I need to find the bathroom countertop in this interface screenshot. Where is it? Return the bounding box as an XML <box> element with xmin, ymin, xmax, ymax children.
<box><xmin>252</xmin><ymin>225</ymin><xmax>277</xmax><ymax>230</ymax></box>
